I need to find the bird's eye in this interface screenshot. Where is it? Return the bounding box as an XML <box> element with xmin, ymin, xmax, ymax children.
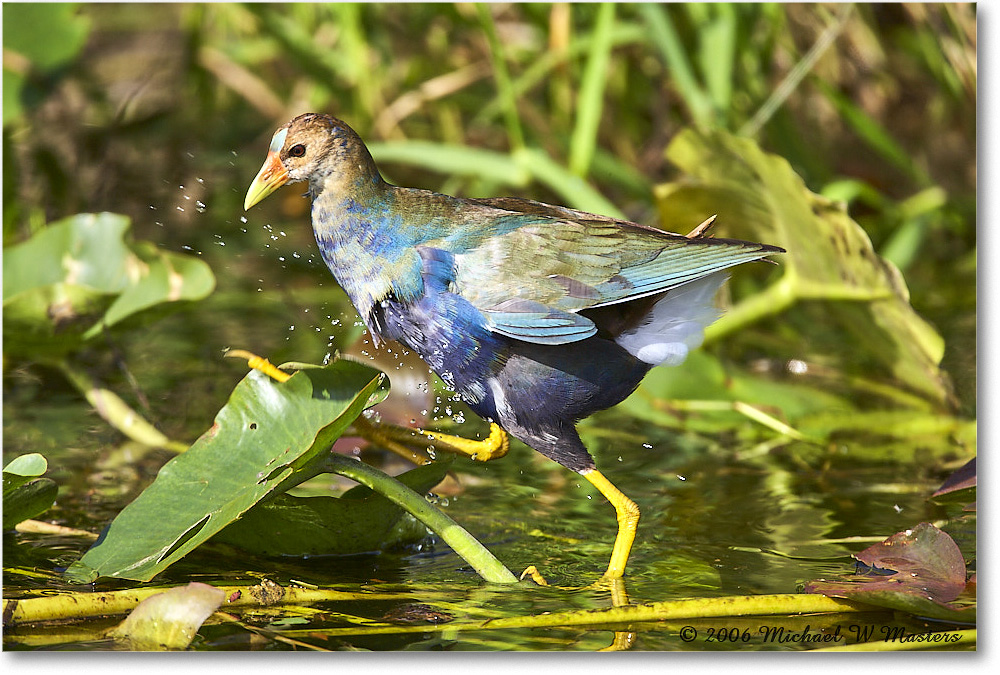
<box><xmin>288</xmin><ymin>144</ymin><xmax>306</xmax><ymax>158</ymax></box>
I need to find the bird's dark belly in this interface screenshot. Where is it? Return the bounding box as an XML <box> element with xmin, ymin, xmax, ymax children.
<box><xmin>372</xmin><ymin>292</ymin><xmax>651</xmax><ymax>471</ymax></box>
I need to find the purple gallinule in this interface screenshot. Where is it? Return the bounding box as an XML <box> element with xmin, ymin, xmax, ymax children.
<box><xmin>245</xmin><ymin>113</ymin><xmax>782</xmax><ymax>579</ymax></box>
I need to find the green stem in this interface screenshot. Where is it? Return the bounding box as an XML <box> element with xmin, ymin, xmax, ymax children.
<box><xmin>516</xmin><ymin>147</ymin><xmax>625</xmax><ymax>219</ymax></box>
<box><xmin>3</xmin><ymin>584</ymin><xmax>414</xmax><ymax>626</ymax></box>
<box><xmin>739</xmin><ymin>4</ymin><xmax>854</xmax><ymax>138</ymax></box>
<box><xmin>476</xmin><ymin>3</ymin><xmax>525</xmax><ymax>152</ymax></box>
<box><xmin>704</xmin><ymin>273</ymin><xmax>795</xmax><ymax>342</ymax></box>
<box><xmin>55</xmin><ymin>359</ymin><xmax>187</xmax><ymax>453</ymax></box>
<box><xmin>569</xmin><ymin>2</ymin><xmax>615</xmax><ymax>176</ymax></box>
<box><xmin>282</xmin><ymin>593</ymin><xmax>877</xmax><ymax>639</ymax></box>
<box><xmin>811</xmin><ymin>628</ymin><xmax>976</xmax><ymax>652</ymax></box>
<box><xmin>639</xmin><ymin>3</ymin><xmax>714</xmax><ymax>128</ymax></box>
<box><xmin>322</xmin><ymin>454</ymin><xmax>518</xmax><ymax>585</ymax></box>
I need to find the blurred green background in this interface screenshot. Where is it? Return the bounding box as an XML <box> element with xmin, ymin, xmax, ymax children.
<box><xmin>3</xmin><ymin>1</ymin><xmax>976</xmax><ymax>409</ymax></box>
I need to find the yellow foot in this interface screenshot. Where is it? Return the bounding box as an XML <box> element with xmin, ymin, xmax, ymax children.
<box><xmin>358</xmin><ymin>418</ymin><xmax>509</xmax><ymax>463</ymax></box>
<box><xmin>519</xmin><ymin>565</ymin><xmax>635</xmax><ymax>650</ymax></box>
<box><xmin>519</xmin><ymin>565</ymin><xmax>550</xmax><ymax>586</ymax></box>
<box><xmin>413</xmin><ymin>422</ymin><xmax>509</xmax><ymax>461</ymax></box>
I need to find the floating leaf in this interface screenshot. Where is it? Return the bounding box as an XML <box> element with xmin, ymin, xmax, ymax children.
<box><xmin>65</xmin><ymin>359</ymin><xmax>387</xmax><ymax>583</ymax></box>
<box><xmin>3</xmin><ymin>453</ymin><xmax>58</xmax><ymax>528</ymax></box>
<box><xmin>931</xmin><ymin>457</ymin><xmax>976</xmax><ymax>512</ymax></box>
<box><xmin>932</xmin><ymin>457</ymin><xmax>976</xmax><ymax>497</ymax></box>
<box><xmin>213</xmin><ymin>459</ymin><xmax>452</xmax><ymax>556</ymax></box>
<box><xmin>805</xmin><ymin>523</ymin><xmax>973</xmax><ymax>621</ymax></box>
<box><xmin>106</xmin><ymin>582</ymin><xmax>225</xmax><ymax>650</ymax></box>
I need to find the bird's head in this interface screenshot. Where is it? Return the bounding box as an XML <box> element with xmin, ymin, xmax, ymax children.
<box><xmin>244</xmin><ymin>113</ymin><xmax>377</xmax><ymax>210</ymax></box>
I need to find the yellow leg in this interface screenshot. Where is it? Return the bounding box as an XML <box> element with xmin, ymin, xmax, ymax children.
<box><xmin>351</xmin><ymin>416</ymin><xmax>434</xmax><ymax>465</ymax></box>
<box><xmin>581</xmin><ymin>468</ymin><xmax>640</xmax><ymax>580</ymax></box>
<box><xmin>225</xmin><ymin>349</ymin><xmax>291</xmax><ymax>383</ymax></box>
<box><xmin>226</xmin><ymin>350</ymin><xmax>508</xmax><ymax>464</ymax></box>
<box><xmin>412</xmin><ymin>422</ymin><xmax>509</xmax><ymax>462</ymax></box>
<box><xmin>360</xmin><ymin>418</ymin><xmax>509</xmax><ymax>463</ymax></box>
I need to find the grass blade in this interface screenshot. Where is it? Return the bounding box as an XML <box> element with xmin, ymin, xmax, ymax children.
<box><xmin>639</xmin><ymin>3</ymin><xmax>713</xmax><ymax>127</ymax></box>
<box><xmin>569</xmin><ymin>3</ymin><xmax>616</xmax><ymax>176</ymax></box>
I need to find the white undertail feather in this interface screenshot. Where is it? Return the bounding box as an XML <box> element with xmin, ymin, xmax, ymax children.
<box><xmin>615</xmin><ymin>272</ymin><xmax>728</xmax><ymax>367</ymax></box>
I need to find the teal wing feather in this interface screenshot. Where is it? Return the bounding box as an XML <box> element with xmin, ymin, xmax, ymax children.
<box><xmin>448</xmin><ymin>216</ymin><xmax>778</xmax><ymax>345</ymax></box>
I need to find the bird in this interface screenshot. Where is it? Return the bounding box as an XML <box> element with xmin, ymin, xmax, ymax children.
<box><xmin>244</xmin><ymin>113</ymin><xmax>783</xmax><ymax>580</ymax></box>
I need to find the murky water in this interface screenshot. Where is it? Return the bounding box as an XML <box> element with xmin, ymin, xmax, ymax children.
<box><xmin>3</xmin><ymin>332</ymin><xmax>973</xmax><ymax>650</ymax></box>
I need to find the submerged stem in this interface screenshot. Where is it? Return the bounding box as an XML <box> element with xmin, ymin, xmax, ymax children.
<box><xmin>322</xmin><ymin>454</ymin><xmax>518</xmax><ymax>584</ymax></box>
<box><xmin>55</xmin><ymin>359</ymin><xmax>187</xmax><ymax>453</ymax></box>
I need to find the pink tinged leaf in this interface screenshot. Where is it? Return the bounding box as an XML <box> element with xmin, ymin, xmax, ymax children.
<box><xmin>805</xmin><ymin>522</ymin><xmax>967</xmax><ymax>605</ymax></box>
<box><xmin>932</xmin><ymin>457</ymin><xmax>976</xmax><ymax>497</ymax></box>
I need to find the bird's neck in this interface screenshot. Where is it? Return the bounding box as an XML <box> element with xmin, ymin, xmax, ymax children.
<box><xmin>309</xmin><ymin>173</ymin><xmax>432</xmax><ymax>325</ymax></box>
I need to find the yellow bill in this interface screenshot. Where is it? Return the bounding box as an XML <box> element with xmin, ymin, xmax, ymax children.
<box><xmin>244</xmin><ymin>127</ymin><xmax>289</xmax><ymax>211</ymax></box>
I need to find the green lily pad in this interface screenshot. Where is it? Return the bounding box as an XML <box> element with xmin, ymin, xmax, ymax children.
<box><xmin>2</xmin><ymin>212</ymin><xmax>215</xmax><ymax>359</ymax></box>
<box><xmin>65</xmin><ymin>358</ymin><xmax>388</xmax><ymax>583</ymax></box>
<box><xmin>213</xmin><ymin>459</ymin><xmax>452</xmax><ymax>556</ymax></box>
<box><xmin>3</xmin><ymin>453</ymin><xmax>58</xmax><ymax>529</ymax></box>
<box><xmin>623</xmin><ymin>349</ymin><xmax>852</xmax><ymax>437</ymax></box>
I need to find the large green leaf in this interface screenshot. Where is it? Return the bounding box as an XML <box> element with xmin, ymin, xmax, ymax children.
<box><xmin>2</xmin><ymin>212</ymin><xmax>215</xmax><ymax>358</ymax></box>
<box><xmin>212</xmin><ymin>459</ymin><xmax>452</xmax><ymax>556</ymax></box>
<box><xmin>65</xmin><ymin>359</ymin><xmax>388</xmax><ymax>583</ymax></box>
<box><xmin>656</xmin><ymin>129</ymin><xmax>950</xmax><ymax>406</ymax></box>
